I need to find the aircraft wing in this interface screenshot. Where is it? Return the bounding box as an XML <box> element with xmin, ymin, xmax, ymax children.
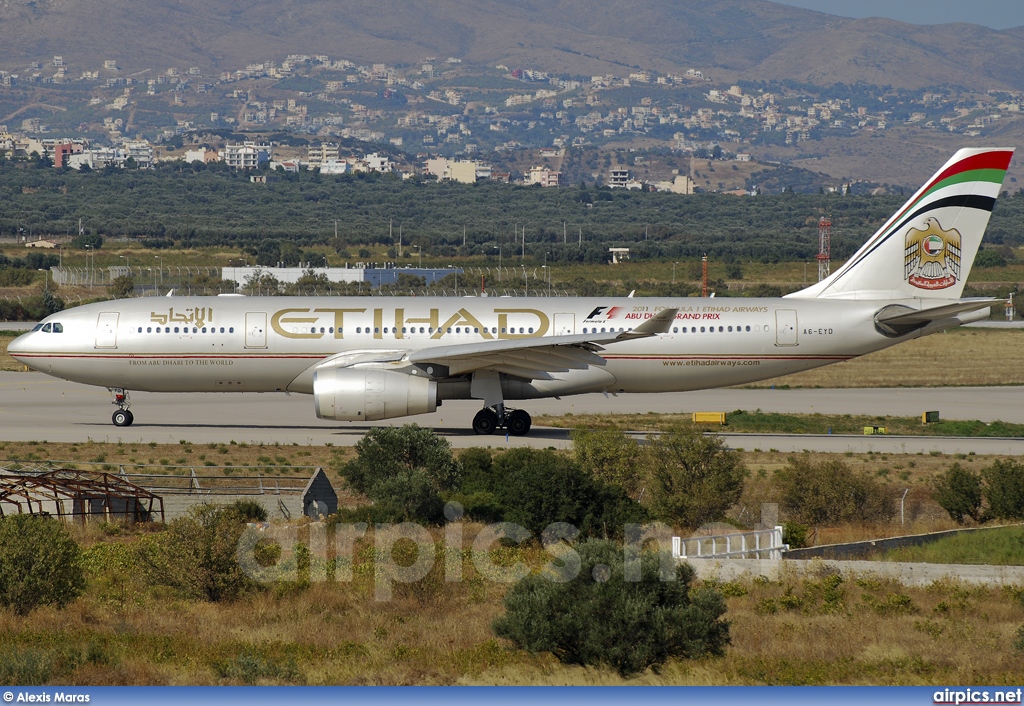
<box><xmin>405</xmin><ymin>307</ymin><xmax>678</xmax><ymax>379</ymax></box>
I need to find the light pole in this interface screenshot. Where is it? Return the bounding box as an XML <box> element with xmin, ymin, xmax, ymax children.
<box><xmin>493</xmin><ymin>245</ymin><xmax>502</xmax><ymax>282</ymax></box>
<box><xmin>673</xmin><ymin>261</ymin><xmax>678</xmax><ymax>284</ymax></box>
<box><xmin>84</xmin><ymin>245</ymin><xmax>92</xmax><ymax>289</ymax></box>
<box><xmin>155</xmin><ymin>255</ymin><xmax>163</xmax><ymax>291</ymax></box>
<box><xmin>119</xmin><ymin>254</ymin><xmax>130</xmax><ymax>274</ymax></box>
<box><xmin>544</xmin><ymin>252</ymin><xmax>550</xmax><ymax>296</ymax></box>
<box><xmin>413</xmin><ymin>245</ymin><xmax>422</xmax><ymax>268</ymax></box>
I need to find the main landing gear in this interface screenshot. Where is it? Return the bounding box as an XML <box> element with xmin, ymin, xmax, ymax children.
<box><xmin>472</xmin><ymin>405</ymin><xmax>532</xmax><ymax>436</ymax></box>
<box><xmin>110</xmin><ymin>388</ymin><xmax>134</xmax><ymax>427</ymax></box>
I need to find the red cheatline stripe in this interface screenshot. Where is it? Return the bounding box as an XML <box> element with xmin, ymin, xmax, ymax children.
<box><xmin>605</xmin><ymin>355</ymin><xmax>854</xmax><ymax>361</ymax></box>
<box><xmin>13</xmin><ymin>354</ymin><xmax>328</xmax><ymax>360</ymax></box>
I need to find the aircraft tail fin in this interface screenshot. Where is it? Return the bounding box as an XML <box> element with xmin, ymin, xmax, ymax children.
<box><xmin>789</xmin><ymin>148</ymin><xmax>1014</xmax><ymax>300</ymax></box>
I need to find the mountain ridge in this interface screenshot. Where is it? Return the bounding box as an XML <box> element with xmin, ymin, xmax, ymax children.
<box><xmin>1</xmin><ymin>0</ymin><xmax>1023</xmax><ymax>90</ymax></box>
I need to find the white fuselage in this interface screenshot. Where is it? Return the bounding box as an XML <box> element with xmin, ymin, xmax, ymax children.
<box><xmin>8</xmin><ymin>294</ymin><xmax>929</xmax><ymax>400</ymax></box>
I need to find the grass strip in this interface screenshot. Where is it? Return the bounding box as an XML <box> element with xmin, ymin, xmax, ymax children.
<box><xmin>535</xmin><ymin>410</ymin><xmax>1024</xmax><ymax>437</ymax></box>
<box><xmin>878</xmin><ymin>526</ymin><xmax>1024</xmax><ymax>565</ymax></box>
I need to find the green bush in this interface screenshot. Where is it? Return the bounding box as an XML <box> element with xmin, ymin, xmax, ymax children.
<box><xmin>783</xmin><ymin>521</ymin><xmax>809</xmax><ymax>549</ymax></box>
<box><xmin>571</xmin><ymin>427</ymin><xmax>646</xmax><ymax>498</ymax></box>
<box><xmin>774</xmin><ymin>455</ymin><xmax>891</xmax><ymax>525</ymax></box>
<box><xmin>0</xmin><ymin>514</ymin><xmax>85</xmax><ymax>615</ymax></box>
<box><xmin>933</xmin><ymin>463</ymin><xmax>983</xmax><ymax>524</ymax></box>
<box><xmin>140</xmin><ymin>503</ymin><xmax>258</xmax><ymax>601</ymax></box>
<box><xmin>493</xmin><ymin>539</ymin><xmax>730</xmax><ymax>677</ymax></box>
<box><xmin>647</xmin><ymin>427</ymin><xmax>747</xmax><ymax>529</ymax></box>
<box><xmin>227</xmin><ymin>499</ymin><xmax>269</xmax><ymax>522</ymax></box>
<box><xmin>983</xmin><ymin>460</ymin><xmax>1024</xmax><ymax>521</ymax></box>
<box><xmin>366</xmin><ymin>469</ymin><xmax>445</xmax><ymax>523</ymax></box>
<box><xmin>486</xmin><ymin>448</ymin><xmax>647</xmax><ymax>538</ymax></box>
<box><xmin>342</xmin><ymin>425</ymin><xmax>461</xmax><ymax>496</ymax></box>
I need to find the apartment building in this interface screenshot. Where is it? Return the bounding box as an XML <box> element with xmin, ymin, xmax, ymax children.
<box><xmin>220</xmin><ymin>142</ymin><xmax>271</xmax><ymax>169</ymax></box>
<box><xmin>526</xmin><ymin>165</ymin><xmax>561</xmax><ymax>187</ymax></box>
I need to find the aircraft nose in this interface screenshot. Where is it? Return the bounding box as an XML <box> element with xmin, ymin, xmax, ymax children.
<box><xmin>6</xmin><ymin>332</ymin><xmax>31</xmax><ymax>361</ymax></box>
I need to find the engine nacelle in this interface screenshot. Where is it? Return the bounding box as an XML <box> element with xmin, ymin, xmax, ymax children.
<box><xmin>313</xmin><ymin>368</ymin><xmax>438</xmax><ymax>421</ymax></box>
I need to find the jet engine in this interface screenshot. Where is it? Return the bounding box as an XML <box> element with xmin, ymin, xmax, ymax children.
<box><xmin>313</xmin><ymin>368</ymin><xmax>438</xmax><ymax>421</ymax></box>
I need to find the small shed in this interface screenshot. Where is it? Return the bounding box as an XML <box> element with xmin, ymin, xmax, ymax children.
<box><xmin>301</xmin><ymin>468</ymin><xmax>338</xmax><ymax>519</ymax></box>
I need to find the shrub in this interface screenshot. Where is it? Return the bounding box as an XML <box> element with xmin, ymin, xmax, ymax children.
<box><xmin>140</xmin><ymin>503</ymin><xmax>258</xmax><ymax>601</ymax></box>
<box><xmin>228</xmin><ymin>499</ymin><xmax>269</xmax><ymax>522</ymax></box>
<box><xmin>571</xmin><ymin>427</ymin><xmax>646</xmax><ymax>499</ymax></box>
<box><xmin>783</xmin><ymin>521</ymin><xmax>809</xmax><ymax>549</ymax></box>
<box><xmin>983</xmin><ymin>460</ymin><xmax>1024</xmax><ymax>521</ymax></box>
<box><xmin>109</xmin><ymin>274</ymin><xmax>135</xmax><ymax>299</ymax></box>
<box><xmin>647</xmin><ymin>427</ymin><xmax>746</xmax><ymax>529</ymax></box>
<box><xmin>366</xmin><ymin>469</ymin><xmax>445</xmax><ymax>523</ymax></box>
<box><xmin>342</xmin><ymin>425</ymin><xmax>461</xmax><ymax>496</ymax></box>
<box><xmin>493</xmin><ymin>539</ymin><xmax>730</xmax><ymax>677</ymax></box>
<box><xmin>774</xmin><ymin>455</ymin><xmax>891</xmax><ymax>525</ymax></box>
<box><xmin>0</xmin><ymin>514</ymin><xmax>85</xmax><ymax>615</ymax></box>
<box><xmin>487</xmin><ymin>448</ymin><xmax>647</xmax><ymax>539</ymax></box>
<box><xmin>933</xmin><ymin>463</ymin><xmax>983</xmax><ymax>524</ymax></box>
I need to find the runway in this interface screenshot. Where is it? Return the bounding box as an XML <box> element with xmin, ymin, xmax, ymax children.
<box><xmin>0</xmin><ymin>371</ymin><xmax>1021</xmax><ymax>453</ymax></box>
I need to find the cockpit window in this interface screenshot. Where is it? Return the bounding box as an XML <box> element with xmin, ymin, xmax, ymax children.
<box><xmin>41</xmin><ymin>323</ymin><xmax>52</xmax><ymax>333</ymax></box>
<box><xmin>52</xmin><ymin>323</ymin><xmax>63</xmax><ymax>333</ymax></box>
<box><xmin>31</xmin><ymin>324</ymin><xmax>43</xmax><ymax>332</ymax></box>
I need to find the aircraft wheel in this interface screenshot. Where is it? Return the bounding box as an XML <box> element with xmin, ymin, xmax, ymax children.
<box><xmin>507</xmin><ymin>410</ymin><xmax>532</xmax><ymax>436</ymax></box>
<box><xmin>472</xmin><ymin>408</ymin><xmax>500</xmax><ymax>435</ymax></box>
<box><xmin>112</xmin><ymin>409</ymin><xmax>133</xmax><ymax>427</ymax></box>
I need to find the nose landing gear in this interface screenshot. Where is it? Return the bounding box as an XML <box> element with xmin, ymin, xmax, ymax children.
<box><xmin>472</xmin><ymin>405</ymin><xmax>532</xmax><ymax>436</ymax></box>
<box><xmin>110</xmin><ymin>388</ymin><xmax>134</xmax><ymax>427</ymax></box>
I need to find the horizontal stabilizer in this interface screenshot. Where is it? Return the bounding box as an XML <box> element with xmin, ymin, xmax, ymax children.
<box><xmin>875</xmin><ymin>299</ymin><xmax>1002</xmax><ymax>326</ymax></box>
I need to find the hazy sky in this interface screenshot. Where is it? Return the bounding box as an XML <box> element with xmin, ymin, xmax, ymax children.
<box><xmin>769</xmin><ymin>0</ymin><xmax>1024</xmax><ymax>29</ymax></box>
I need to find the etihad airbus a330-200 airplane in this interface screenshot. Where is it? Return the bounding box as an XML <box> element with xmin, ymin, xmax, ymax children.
<box><xmin>7</xmin><ymin>148</ymin><xmax>1015</xmax><ymax>436</ymax></box>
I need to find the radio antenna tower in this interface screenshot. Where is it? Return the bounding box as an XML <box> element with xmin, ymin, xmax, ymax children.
<box><xmin>817</xmin><ymin>215</ymin><xmax>832</xmax><ymax>282</ymax></box>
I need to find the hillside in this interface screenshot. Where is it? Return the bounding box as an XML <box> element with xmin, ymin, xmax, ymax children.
<box><xmin>1</xmin><ymin>0</ymin><xmax>1023</xmax><ymax>90</ymax></box>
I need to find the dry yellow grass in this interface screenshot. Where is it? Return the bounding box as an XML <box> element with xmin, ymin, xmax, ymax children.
<box><xmin>2</xmin><ymin>532</ymin><xmax>1022</xmax><ymax>686</ymax></box>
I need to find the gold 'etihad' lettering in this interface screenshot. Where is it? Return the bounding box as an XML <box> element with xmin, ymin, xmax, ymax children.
<box><xmin>151</xmin><ymin>307</ymin><xmax>213</xmax><ymax>328</ymax></box>
<box><xmin>314</xmin><ymin>308</ymin><xmax>365</xmax><ymax>339</ymax></box>
<box><xmin>494</xmin><ymin>308</ymin><xmax>549</xmax><ymax>339</ymax></box>
<box><xmin>266</xmin><ymin>307</ymin><xmax>550</xmax><ymax>340</ymax></box>
<box><xmin>271</xmin><ymin>308</ymin><xmax>320</xmax><ymax>339</ymax></box>
<box><xmin>432</xmin><ymin>308</ymin><xmax>494</xmax><ymax>340</ymax></box>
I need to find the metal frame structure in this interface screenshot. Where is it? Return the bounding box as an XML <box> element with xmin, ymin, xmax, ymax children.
<box><xmin>0</xmin><ymin>469</ymin><xmax>164</xmax><ymax>524</ymax></box>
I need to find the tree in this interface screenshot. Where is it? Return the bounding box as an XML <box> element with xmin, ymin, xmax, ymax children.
<box><xmin>774</xmin><ymin>455</ymin><xmax>891</xmax><ymax>525</ymax></box>
<box><xmin>647</xmin><ymin>427</ymin><xmax>746</xmax><ymax>529</ymax></box>
<box><xmin>570</xmin><ymin>427</ymin><xmax>647</xmax><ymax>499</ymax></box>
<box><xmin>342</xmin><ymin>425</ymin><xmax>461</xmax><ymax>496</ymax></box>
<box><xmin>41</xmin><ymin>289</ymin><xmax>64</xmax><ymax>316</ymax></box>
<box><xmin>110</xmin><ymin>274</ymin><xmax>136</xmax><ymax>299</ymax></box>
<box><xmin>242</xmin><ymin>269</ymin><xmax>281</xmax><ymax>295</ymax></box>
<box><xmin>483</xmin><ymin>448</ymin><xmax>645</xmax><ymax>538</ymax></box>
<box><xmin>71</xmin><ymin>233</ymin><xmax>103</xmax><ymax>250</ymax></box>
<box><xmin>493</xmin><ymin>539</ymin><xmax>730</xmax><ymax>677</ymax></box>
<box><xmin>140</xmin><ymin>503</ymin><xmax>258</xmax><ymax>601</ymax></box>
<box><xmin>0</xmin><ymin>515</ymin><xmax>85</xmax><ymax>615</ymax></box>
<box><xmin>933</xmin><ymin>463</ymin><xmax>983</xmax><ymax>524</ymax></box>
<box><xmin>290</xmin><ymin>268</ymin><xmax>330</xmax><ymax>294</ymax></box>
<box><xmin>983</xmin><ymin>459</ymin><xmax>1024</xmax><ymax>521</ymax></box>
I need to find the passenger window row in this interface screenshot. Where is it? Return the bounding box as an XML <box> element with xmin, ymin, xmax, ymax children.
<box><xmin>137</xmin><ymin>326</ymin><xmax>235</xmax><ymax>334</ymax></box>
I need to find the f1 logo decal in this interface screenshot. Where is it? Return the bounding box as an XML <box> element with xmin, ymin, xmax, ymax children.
<box><xmin>585</xmin><ymin>306</ymin><xmax>620</xmax><ymax>320</ymax></box>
